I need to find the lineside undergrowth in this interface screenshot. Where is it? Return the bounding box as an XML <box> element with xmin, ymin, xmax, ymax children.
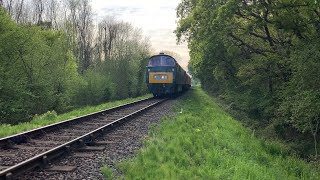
<box><xmin>103</xmin><ymin>88</ymin><xmax>319</xmax><ymax>179</ymax></box>
<box><xmin>0</xmin><ymin>95</ymin><xmax>151</xmax><ymax>138</ymax></box>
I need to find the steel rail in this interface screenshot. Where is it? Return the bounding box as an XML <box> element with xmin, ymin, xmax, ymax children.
<box><xmin>0</xmin><ymin>97</ymin><xmax>153</xmax><ymax>148</ymax></box>
<box><xmin>0</xmin><ymin>98</ymin><xmax>167</xmax><ymax>180</ymax></box>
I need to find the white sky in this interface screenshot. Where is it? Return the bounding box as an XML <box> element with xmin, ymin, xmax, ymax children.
<box><xmin>91</xmin><ymin>0</ymin><xmax>189</xmax><ymax>70</ymax></box>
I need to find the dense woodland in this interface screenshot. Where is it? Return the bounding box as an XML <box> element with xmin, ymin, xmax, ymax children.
<box><xmin>176</xmin><ymin>0</ymin><xmax>320</xmax><ymax>158</ymax></box>
<box><xmin>1</xmin><ymin>0</ymin><xmax>319</xmax><ymax>160</ymax></box>
<box><xmin>0</xmin><ymin>0</ymin><xmax>150</xmax><ymax>125</ymax></box>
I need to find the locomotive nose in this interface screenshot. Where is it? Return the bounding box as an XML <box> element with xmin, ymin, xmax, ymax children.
<box><xmin>149</xmin><ymin>72</ymin><xmax>173</xmax><ymax>84</ymax></box>
<box><xmin>146</xmin><ymin>53</ymin><xmax>191</xmax><ymax>97</ymax></box>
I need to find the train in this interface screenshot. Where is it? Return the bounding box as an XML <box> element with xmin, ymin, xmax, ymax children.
<box><xmin>146</xmin><ymin>53</ymin><xmax>191</xmax><ymax>96</ymax></box>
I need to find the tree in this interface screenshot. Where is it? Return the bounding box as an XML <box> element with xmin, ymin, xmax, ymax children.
<box><xmin>278</xmin><ymin>41</ymin><xmax>320</xmax><ymax>158</ymax></box>
<box><xmin>0</xmin><ymin>0</ymin><xmax>151</xmax><ymax>125</ymax></box>
<box><xmin>176</xmin><ymin>0</ymin><xmax>320</xmax><ymax>157</ymax></box>
<box><xmin>0</xmin><ymin>8</ymin><xmax>80</xmax><ymax>123</ymax></box>
<box><xmin>65</xmin><ymin>0</ymin><xmax>93</xmax><ymax>73</ymax></box>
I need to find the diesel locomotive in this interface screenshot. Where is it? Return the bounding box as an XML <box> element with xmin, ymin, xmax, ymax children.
<box><xmin>146</xmin><ymin>53</ymin><xmax>191</xmax><ymax>96</ymax></box>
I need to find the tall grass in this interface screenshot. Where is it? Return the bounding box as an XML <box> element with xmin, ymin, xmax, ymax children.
<box><xmin>0</xmin><ymin>94</ymin><xmax>151</xmax><ymax>138</ymax></box>
<box><xmin>110</xmin><ymin>88</ymin><xmax>319</xmax><ymax>179</ymax></box>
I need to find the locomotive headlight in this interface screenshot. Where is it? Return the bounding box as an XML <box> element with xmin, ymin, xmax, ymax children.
<box><xmin>172</xmin><ymin>68</ymin><xmax>175</xmax><ymax>72</ymax></box>
<box><xmin>148</xmin><ymin>68</ymin><xmax>150</xmax><ymax>72</ymax></box>
<box><xmin>154</xmin><ymin>74</ymin><xmax>168</xmax><ymax>80</ymax></box>
<box><xmin>161</xmin><ymin>75</ymin><xmax>168</xmax><ymax>80</ymax></box>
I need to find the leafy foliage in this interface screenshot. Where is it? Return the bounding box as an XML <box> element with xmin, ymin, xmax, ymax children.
<box><xmin>0</xmin><ymin>6</ymin><xmax>150</xmax><ymax>125</ymax></box>
<box><xmin>0</xmin><ymin>8</ymin><xmax>81</xmax><ymax>124</ymax></box>
<box><xmin>176</xmin><ymin>0</ymin><xmax>320</xmax><ymax>157</ymax></box>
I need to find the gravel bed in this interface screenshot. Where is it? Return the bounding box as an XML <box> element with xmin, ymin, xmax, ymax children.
<box><xmin>19</xmin><ymin>98</ymin><xmax>177</xmax><ymax>179</ymax></box>
<box><xmin>36</xmin><ymin>135</ymin><xmax>76</xmax><ymax>142</ymax></box>
<box><xmin>0</xmin><ymin>148</ymin><xmax>48</xmax><ymax>166</ymax></box>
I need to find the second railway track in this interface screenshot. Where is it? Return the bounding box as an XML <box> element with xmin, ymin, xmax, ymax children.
<box><xmin>0</xmin><ymin>97</ymin><xmax>167</xmax><ymax>180</ymax></box>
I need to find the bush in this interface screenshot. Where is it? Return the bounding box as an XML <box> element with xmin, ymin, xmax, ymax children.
<box><xmin>74</xmin><ymin>70</ymin><xmax>115</xmax><ymax>106</ymax></box>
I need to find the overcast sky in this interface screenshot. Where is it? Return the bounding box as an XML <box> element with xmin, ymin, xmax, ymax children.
<box><xmin>91</xmin><ymin>0</ymin><xmax>189</xmax><ymax>70</ymax></box>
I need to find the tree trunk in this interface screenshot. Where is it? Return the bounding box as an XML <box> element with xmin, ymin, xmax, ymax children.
<box><xmin>313</xmin><ymin>134</ymin><xmax>318</xmax><ymax>158</ymax></box>
<box><xmin>310</xmin><ymin>118</ymin><xmax>319</xmax><ymax>159</ymax></box>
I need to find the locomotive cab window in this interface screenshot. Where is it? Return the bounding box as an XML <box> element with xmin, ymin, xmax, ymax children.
<box><xmin>148</xmin><ymin>56</ymin><xmax>175</xmax><ymax>66</ymax></box>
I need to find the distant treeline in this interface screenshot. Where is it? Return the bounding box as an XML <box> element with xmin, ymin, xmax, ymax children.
<box><xmin>0</xmin><ymin>0</ymin><xmax>150</xmax><ymax>124</ymax></box>
<box><xmin>176</xmin><ymin>0</ymin><xmax>320</xmax><ymax>158</ymax></box>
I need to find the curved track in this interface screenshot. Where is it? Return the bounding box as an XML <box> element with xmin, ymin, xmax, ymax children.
<box><xmin>0</xmin><ymin>97</ymin><xmax>167</xmax><ymax>180</ymax></box>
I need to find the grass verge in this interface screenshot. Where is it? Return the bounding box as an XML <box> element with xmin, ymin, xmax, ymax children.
<box><xmin>0</xmin><ymin>94</ymin><xmax>151</xmax><ymax>138</ymax></box>
<box><xmin>107</xmin><ymin>88</ymin><xmax>319</xmax><ymax>179</ymax></box>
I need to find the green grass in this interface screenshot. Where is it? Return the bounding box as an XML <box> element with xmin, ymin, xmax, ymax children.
<box><xmin>101</xmin><ymin>166</ymin><xmax>114</xmax><ymax>179</ymax></box>
<box><xmin>105</xmin><ymin>88</ymin><xmax>319</xmax><ymax>179</ymax></box>
<box><xmin>0</xmin><ymin>94</ymin><xmax>151</xmax><ymax>138</ymax></box>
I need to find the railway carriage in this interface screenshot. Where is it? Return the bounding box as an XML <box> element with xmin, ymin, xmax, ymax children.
<box><xmin>146</xmin><ymin>53</ymin><xmax>191</xmax><ymax>96</ymax></box>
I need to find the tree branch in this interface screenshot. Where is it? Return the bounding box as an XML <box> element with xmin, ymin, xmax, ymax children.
<box><xmin>228</xmin><ymin>32</ymin><xmax>271</xmax><ymax>56</ymax></box>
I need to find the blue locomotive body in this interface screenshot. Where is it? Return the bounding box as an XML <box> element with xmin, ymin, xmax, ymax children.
<box><xmin>146</xmin><ymin>53</ymin><xmax>191</xmax><ymax>96</ymax></box>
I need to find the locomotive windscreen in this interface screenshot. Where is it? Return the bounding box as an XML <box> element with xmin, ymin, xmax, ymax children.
<box><xmin>148</xmin><ymin>56</ymin><xmax>175</xmax><ymax>66</ymax></box>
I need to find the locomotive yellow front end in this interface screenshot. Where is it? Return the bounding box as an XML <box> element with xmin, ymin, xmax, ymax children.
<box><xmin>148</xmin><ymin>72</ymin><xmax>173</xmax><ymax>84</ymax></box>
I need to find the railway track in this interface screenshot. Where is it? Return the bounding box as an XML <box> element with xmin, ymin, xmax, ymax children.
<box><xmin>0</xmin><ymin>97</ymin><xmax>167</xmax><ymax>180</ymax></box>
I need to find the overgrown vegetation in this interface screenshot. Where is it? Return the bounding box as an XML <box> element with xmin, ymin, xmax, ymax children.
<box><xmin>105</xmin><ymin>88</ymin><xmax>319</xmax><ymax>179</ymax></box>
<box><xmin>0</xmin><ymin>1</ymin><xmax>151</xmax><ymax>125</ymax></box>
<box><xmin>175</xmin><ymin>0</ymin><xmax>320</xmax><ymax>158</ymax></box>
<box><xmin>0</xmin><ymin>94</ymin><xmax>151</xmax><ymax>138</ymax></box>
